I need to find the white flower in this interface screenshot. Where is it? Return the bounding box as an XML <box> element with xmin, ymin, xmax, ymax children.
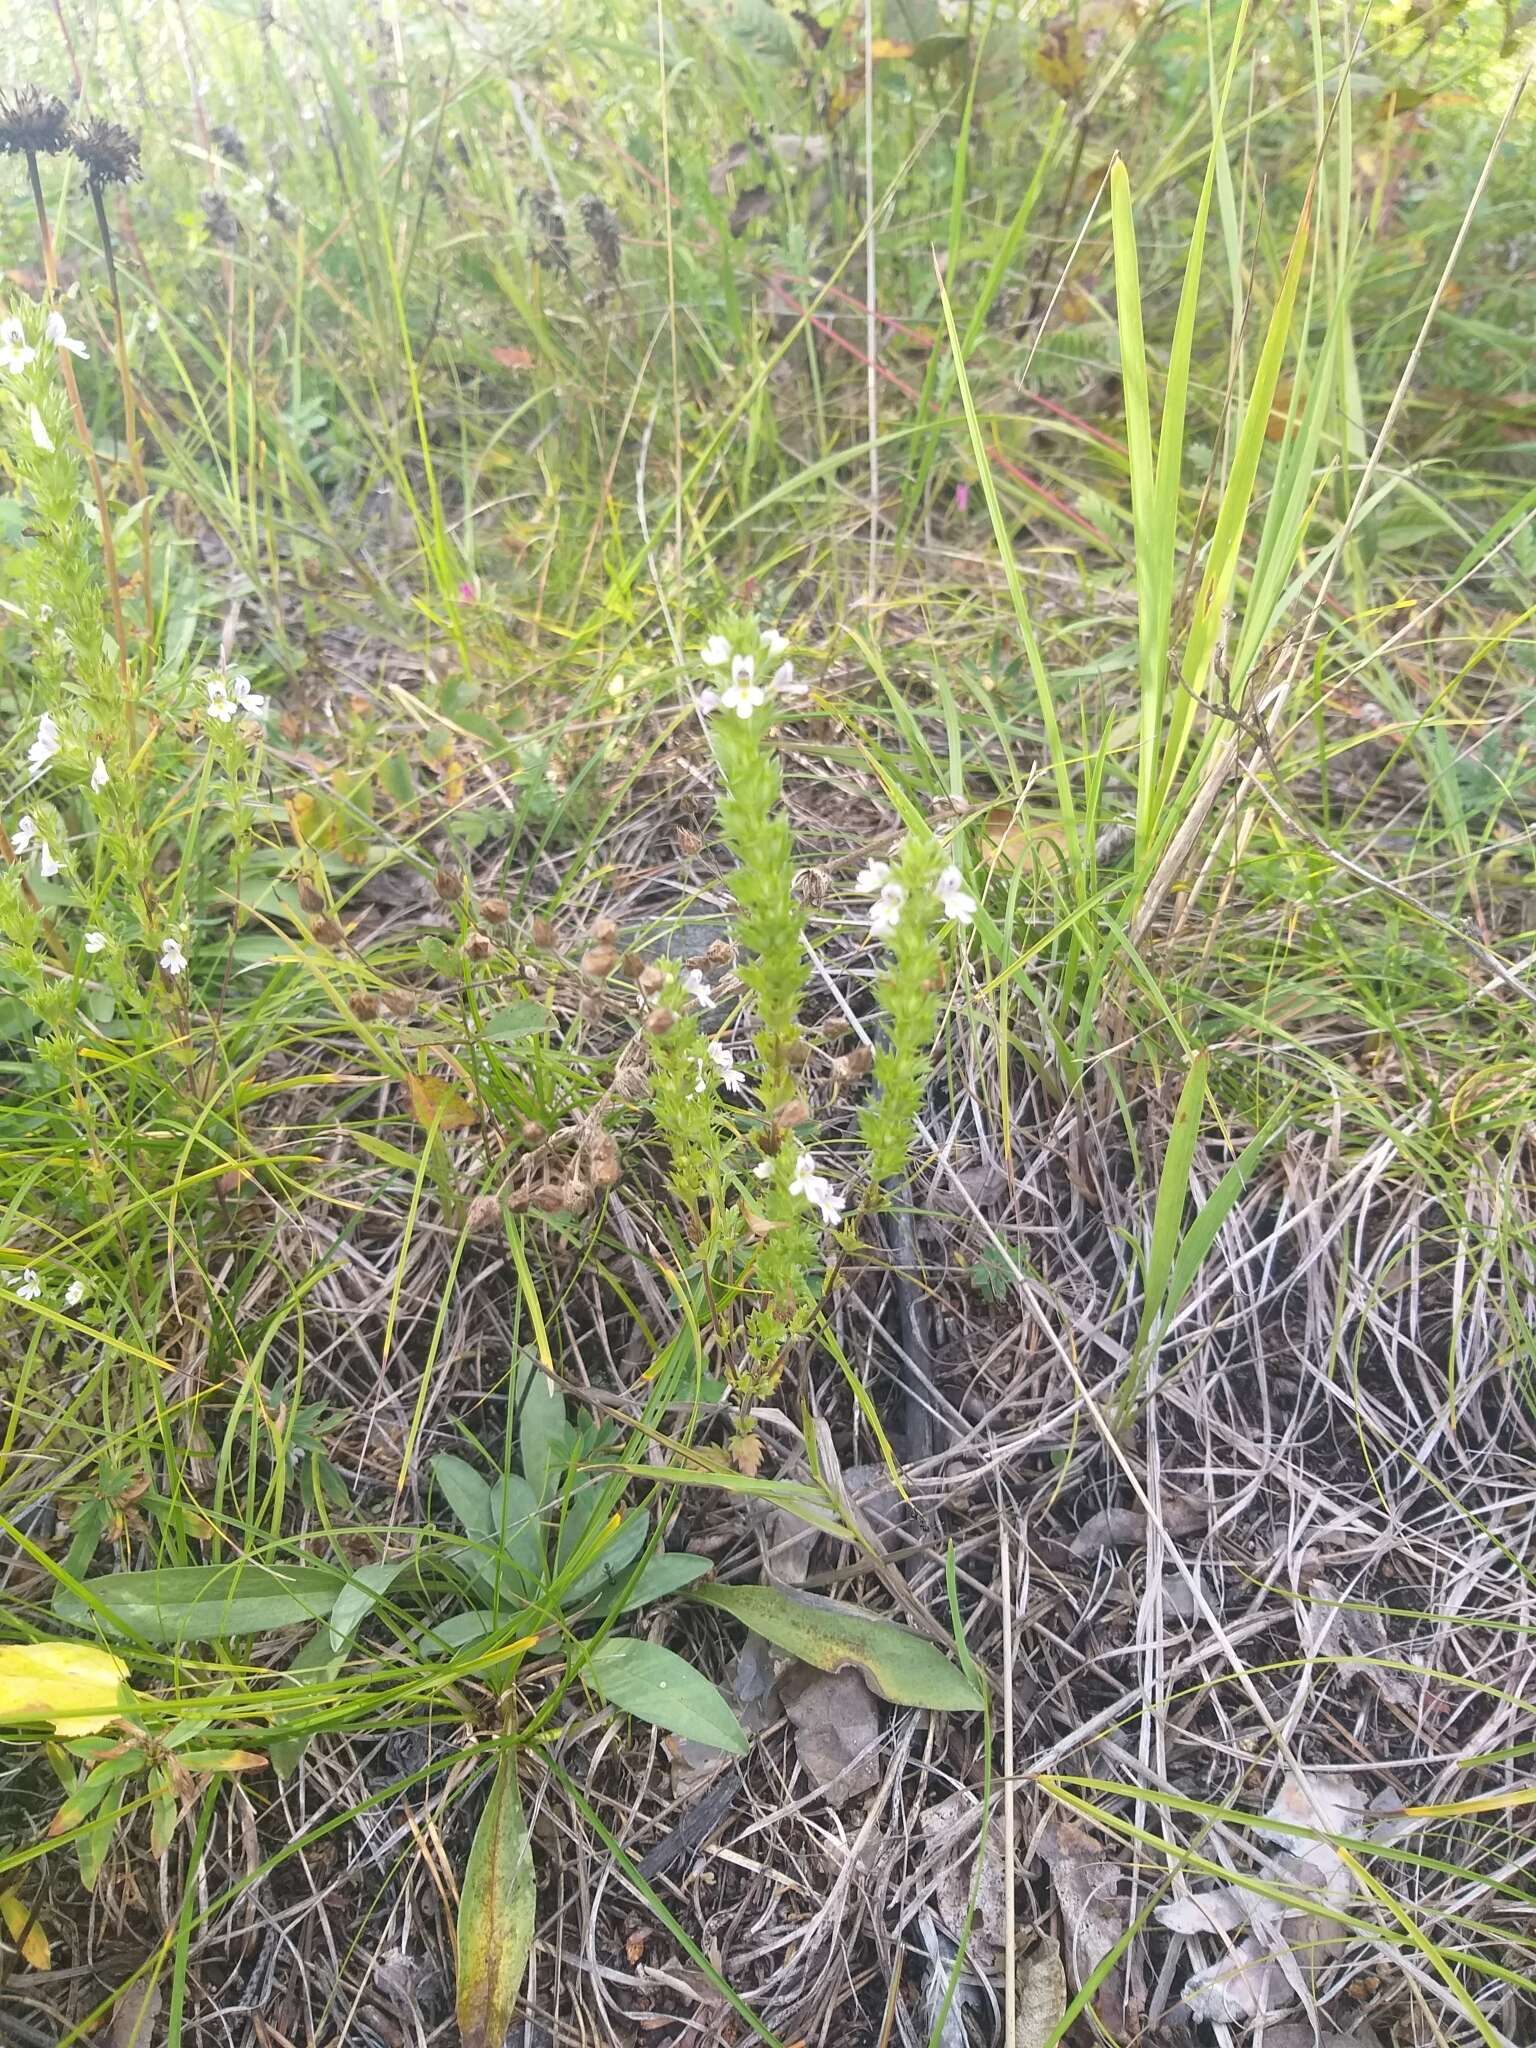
<box><xmin>772</xmin><ymin>660</ymin><xmax>805</xmax><ymax>697</ymax></box>
<box><xmin>205</xmin><ymin>672</ymin><xmax>267</xmax><ymax>725</ymax></box>
<box><xmin>90</xmin><ymin>755</ymin><xmax>109</xmax><ymax>792</ymax></box>
<box><xmin>37</xmin><ymin>839</ymin><xmax>61</xmax><ymax>880</ymax></box>
<box><xmin>701</xmin><ymin>634</ymin><xmax>731</xmax><ymax>668</ymax></box>
<box><xmin>731</xmin><ymin>652</ymin><xmax>756</xmax><ymax>685</ymax></box>
<box><xmin>719</xmin><ymin>675</ymin><xmax>767</xmax><ymax>719</ymax></box>
<box><xmin>855</xmin><ymin>859</ymin><xmax>891</xmax><ymax>893</ymax></box>
<box><xmin>160</xmin><ymin>936</ymin><xmax>188</xmax><ymax>977</ymax></box>
<box><xmin>44</xmin><ymin>310</ymin><xmax>89</xmax><ymax>360</ymax></box>
<box><xmin>937</xmin><ymin>863</ymin><xmax>977</xmax><ymax>925</ymax></box>
<box><xmin>28</xmin><ymin>404</ymin><xmax>54</xmax><ymax>452</ymax></box>
<box><xmin>761</xmin><ymin>628</ymin><xmax>788</xmax><ymax>656</ymax></box>
<box><xmin>0</xmin><ymin>317</ymin><xmax>36</xmax><ymax>374</ymax></box>
<box><xmin>64</xmin><ymin>1279</ymin><xmax>85</xmax><ymax>1307</ymax></box>
<box><xmin>679</xmin><ymin>968</ymin><xmax>711</xmax><ymax>1005</ymax></box>
<box><xmin>868</xmin><ymin>882</ymin><xmax>905</xmax><ymax>941</ymax></box>
<box><xmin>707</xmin><ymin>1040</ymin><xmax>748</xmax><ymax>1094</ymax></box>
<box><xmin>84</xmin><ymin>930</ymin><xmax>107</xmax><ymax>955</ymax></box>
<box><xmin>15</xmin><ymin>1268</ymin><xmax>42</xmax><ymax>1302</ymax></box>
<box><xmin>789</xmin><ymin>1153</ymin><xmax>845</xmax><ymax>1227</ymax></box>
<box><xmin>607</xmin><ymin>672</ymin><xmax>626</xmax><ymax>699</ymax></box>
<box><xmin>12</xmin><ymin>814</ymin><xmax>38</xmax><ymax>855</ymax></box>
<box><xmin>27</xmin><ymin>713</ymin><xmax>61</xmax><ymax>774</ymax></box>
<box><xmin>699</xmin><ymin>689</ymin><xmax>721</xmax><ymax>715</ymax></box>
<box><xmin>753</xmin><ymin>1159</ymin><xmax>775</xmax><ymax>1180</ymax></box>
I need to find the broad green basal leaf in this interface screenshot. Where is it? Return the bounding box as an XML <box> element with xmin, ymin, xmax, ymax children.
<box><xmin>584</xmin><ymin>1637</ymin><xmax>748</xmax><ymax>1754</ymax></box>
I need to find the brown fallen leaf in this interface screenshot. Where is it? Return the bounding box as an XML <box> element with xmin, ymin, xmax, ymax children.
<box><xmin>781</xmin><ymin>1664</ymin><xmax>879</xmax><ymax>1801</ymax></box>
<box><xmin>490</xmin><ymin>345</ymin><xmax>533</xmax><ymax>370</ymax></box>
<box><xmin>1017</xmin><ymin>1935</ymin><xmax>1068</xmax><ymax>2047</ymax></box>
<box><xmin>728</xmin><ymin>185</ymin><xmax>774</xmax><ymax>238</ymax></box>
<box><xmin>405</xmin><ymin>1073</ymin><xmax>477</xmax><ymax>1129</ymax></box>
<box><xmin>1039</xmin><ymin>1817</ymin><xmax>1130</xmax><ymax>2035</ymax></box>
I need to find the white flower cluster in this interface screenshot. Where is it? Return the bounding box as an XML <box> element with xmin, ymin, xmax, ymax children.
<box><xmin>11</xmin><ymin>1268</ymin><xmax>85</xmax><ymax>1307</ymax></box>
<box><xmin>694</xmin><ymin>1039</ymin><xmax>747</xmax><ymax>1096</ymax></box>
<box><xmin>27</xmin><ymin>712</ymin><xmax>60</xmax><ymax>777</ymax></box>
<box><xmin>204</xmin><ymin>672</ymin><xmax>268</xmax><ymax>726</ymax></box>
<box><xmin>756</xmin><ymin>1148</ymin><xmax>846</xmax><ymax>1226</ymax></box>
<box><xmin>12</xmin><ymin>812</ymin><xmax>62</xmax><ymax>879</ymax></box>
<box><xmin>699</xmin><ymin>627</ymin><xmax>805</xmax><ymax>718</ymax></box>
<box><xmin>855</xmin><ymin>856</ymin><xmax>976</xmax><ymax>943</ymax></box>
<box><xmin>0</xmin><ymin>310</ymin><xmax>88</xmax><ymax>378</ymax></box>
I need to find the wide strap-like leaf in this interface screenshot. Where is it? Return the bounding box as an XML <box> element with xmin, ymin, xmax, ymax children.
<box><xmin>52</xmin><ymin>1564</ymin><xmax>348</xmax><ymax>1644</ymax></box>
<box><xmin>456</xmin><ymin>1749</ymin><xmax>536</xmax><ymax>2048</ymax></box>
<box><xmin>690</xmin><ymin>1585</ymin><xmax>982</xmax><ymax>1710</ymax></box>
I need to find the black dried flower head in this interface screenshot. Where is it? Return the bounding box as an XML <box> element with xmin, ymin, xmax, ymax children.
<box><xmin>201</xmin><ymin>187</ymin><xmax>240</xmax><ymax>246</ymax></box>
<box><xmin>520</xmin><ymin>187</ymin><xmax>570</xmax><ymax>275</ymax></box>
<box><xmin>69</xmin><ymin>117</ymin><xmax>141</xmax><ymax>189</ymax></box>
<box><xmin>0</xmin><ymin>85</ymin><xmax>72</xmax><ymax>158</ymax></box>
<box><xmin>209</xmin><ymin>122</ymin><xmax>247</xmax><ymax>169</ymax></box>
<box><xmin>578</xmin><ymin>194</ymin><xmax>621</xmax><ymax>281</ymax></box>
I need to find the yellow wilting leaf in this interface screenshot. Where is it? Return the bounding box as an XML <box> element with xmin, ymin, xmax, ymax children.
<box><xmin>0</xmin><ymin>1641</ymin><xmax>132</xmax><ymax>1736</ymax></box>
<box><xmin>0</xmin><ymin>1888</ymin><xmax>50</xmax><ymax>1970</ymax></box>
<box><xmin>406</xmin><ymin>1073</ymin><xmax>478</xmax><ymax>1130</ymax></box>
<box><xmin>869</xmin><ymin>36</ymin><xmax>915</xmax><ymax>57</ymax></box>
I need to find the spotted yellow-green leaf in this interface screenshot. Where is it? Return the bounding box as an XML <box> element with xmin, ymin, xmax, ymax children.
<box><xmin>456</xmin><ymin>1750</ymin><xmax>536</xmax><ymax>2048</ymax></box>
<box><xmin>690</xmin><ymin>1586</ymin><xmax>981</xmax><ymax>1710</ymax></box>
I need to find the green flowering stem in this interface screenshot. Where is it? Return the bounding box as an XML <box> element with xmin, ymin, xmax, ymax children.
<box><xmin>859</xmin><ymin>836</ymin><xmax>951</xmax><ymax>1189</ymax></box>
<box><xmin>707</xmin><ymin>707</ymin><xmax>807</xmax><ymax>1109</ymax></box>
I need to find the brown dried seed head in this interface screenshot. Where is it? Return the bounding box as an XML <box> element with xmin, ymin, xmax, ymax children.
<box><xmin>676</xmin><ymin>828</ymin><xmax>703</xmax><ymax>857</ymax></box>
<box><xmin>704</xmin><ymin>939</ymin><xmax>734</xmax><ymax>967</ymax></box>
<box><xmin>477</xmin><ymin>895</ymin><xmax>511</xmax><ymax>923</ymax></box>
<box><xmin>619</xmin><ymin>949</ymin><xmax>646</xmax><ymax>978</ymax></box>
<box><xmin>530</xmin><ymin>916</ymin><xmax>557</xmax><ymax>948</ymax></box>
<box><xmin>578</xmin><ymin>991</ymin><xmax>606</xmax><ymax>1022</ymax></box>
<box><xmin>349</xmin><ymin>992</ymin><xmax>381</xmax><ymax>1022</ymax></box>
<box><xmin>464</xmin><ymin>929</ymin><xmax>493</xmax><ymax>961</ymax></box>
<box><xmin>0</xmin><ymin>87</ymin><xmax>72</xmax><ymax>157</ymax></box>
<box><xmin>519</xmin><ymin>1118</ymin><xmax>545</xmax><ymax>1145</ymax></box>
<box><xmin>580</xmin><ymin>943</ymin><xmax>618</xmax><ymax>979</ymax></box>
<box><xmin>433</xmin><ymin>863</ymin><xmax>464</xmax><ymax>902</ymax></box>
<box><xmin>832</xmin><ymin>1046</ymin><xmax>874</xmax><ymax>1082</ymax></box>
<box><xmin>783</xmin><ymin>1038</ymin><xmax>812</xmax><ymax>1069</ymax></box>
<box><xmin>771</xmin><ymin>1096</ymin><xmax>811</xmax><ymax>1132</ymax></box>
<box><xmin>382</xmin><ymin>988</ymin><xmax>415</xmax><ymax>1018</ymax></box>
<box><xmin>643</xmin><ymin>1006</ymin><xmax>677</xmax><ymax>1036</ymax></box>
<box><xmin>587</xmin><ymin>916</ymin><xmax>618</xmax><ymax>945</ymax></box>
<box><xmin>69</xmin><ymin>116</ymin><xmax>141</xmax><ymax>187</ymax></box>
<box><xmin>587</xmin><ymin>1129</ymin><xmax>621</xmax><ymax>1188</ymax></box>
<box><xmin>296</xmin><ymin>873</ymin><xmax>326</xmax><ymax>914</ymax></box>
<box><xmin>465</xmin><ymin>1194</ymin><xmax>502</xmax><ymax>1235</ymax></box>
<box><xmin>792</xmin><ymin>865</ymin><xmax>831</xmax><ymax>907</ymax></box>
<box><xmin>637</xmin><ymin>962</ymin><xmax>666</xmax><ymax>996</ymax></box>
<box><xmin>311</xmin><ymin>915</ymin><xmax>345</xmax><ymax>947</ymax></box>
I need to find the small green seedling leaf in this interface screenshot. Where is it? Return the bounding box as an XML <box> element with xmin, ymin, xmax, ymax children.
<box><xmin>690</xmin><ymin>1585</ymin><xmax>982</xmax><ymax>1710</ymax></box>
<box><xmin>584</xmin><ymin>1637</ymin><xmax>749</xmax><ymax>1753</ymax></box>
<box><xmin>456</xmin><ymin>1750</ymin><xmax>536</xmax><ymax>2048</ymax></box>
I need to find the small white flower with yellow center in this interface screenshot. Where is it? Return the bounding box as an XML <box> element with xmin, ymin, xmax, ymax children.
<box><xmin>29</xmin><ymin>404</ymin><xmax>53</xmax><ymax>452</ymax></box>
<box><xmin>679</xmin><ymin>968</ymin><xmax>711</xmax><ymax>1005</ymax></box>
<box><xmin>15</xmin><ymin>1269</ymin><xmax>42</xmax><ymax>1302</ymax></box>
<box><xmin>855</xmin><ymin>858</ymin><xmax>890</xmax><ymax>893</ymax></box>
<box><xmin>937</xmin><ymin>863</ymin><xmax>976</xmax><ymax>925</ymax></box>
<box><xmin>707</xmin><ymin>1040</ymin><xmax>748</xmax><ymax>1094</ymax></box>
<box><xmin>37</xmin><ymin>839</ymin><xmax>62</xmax><ymax>880</ymax></box>
<box><xmin>789</xmin><ymin>1152</ymin><xmax>845</xmax><ymax>1227</ymax></box>
<box><xmin>0</xmin><ymin>317</ymin><xmax>36</xmax><ymax>374</ymax></box>
<box><xmin>159</xmin><ymin>936</ymin><xmax>188</xmax><ymax>977</ymax></box>
<box><xmin>45</xmin><ymin>311</ymin><xmax>89</xmax><ymax>360</ymax></box>
<box><xmin>27</xmin><ymin>713</ymin><xmax>61</xmax><ymax>775</ymax></box>
<box><xmin>12</xmin><ymin>814</ymin><xmax>39</xmax><ymax>856</ymax></box>
<box><xmin>868</xmin><ymin>882</ymin><xmax>905</xmax><ymax>941</ymax></box>
<box><xmin>719</xmin><ymin>672</ymin><xmax>767</xmax><ymax>718</ymax></box>
<box><xmin>64</xmin><ymin>1279</ymin><xmax>85</xmax><ymax>1307</ymax></box>
<box><xmin>701</xmin><ymin>634</ymin><xmax>731</xmax><ymax>668</ymax></box>
<box><xmin>90</xmin><ymin>755</ymin><xmax>109</xmax><ymax>792</ymax></box>
<box><xmin>762</xmin><ymin>628</ymin><xmax>788</xmax><ymax>657</ymax></box>
<box><xmin>731</xmin><ymin>652</ymin><xmax>756</xmax><ymax>686</ymax></box>
<box><xmin>84</xmin><ymin>930</ymin><xmax>107</xmax><ymax>955</ymax></box>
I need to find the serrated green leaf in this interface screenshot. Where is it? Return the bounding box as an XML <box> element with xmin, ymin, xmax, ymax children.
<box><xmin>584</xmin><ymin>1637</ymin><xmax>748</xmax><ymax>1753</ymax></box>
<box><xmin>456</xmin><ymin>1751</ymin><xmax>536</xmax><ymax>2048</ymax></box>
<box><xmin>690</xmin><ymin>1585</ymin><xmax>982</xmax><ymax>1710</ymax></box>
